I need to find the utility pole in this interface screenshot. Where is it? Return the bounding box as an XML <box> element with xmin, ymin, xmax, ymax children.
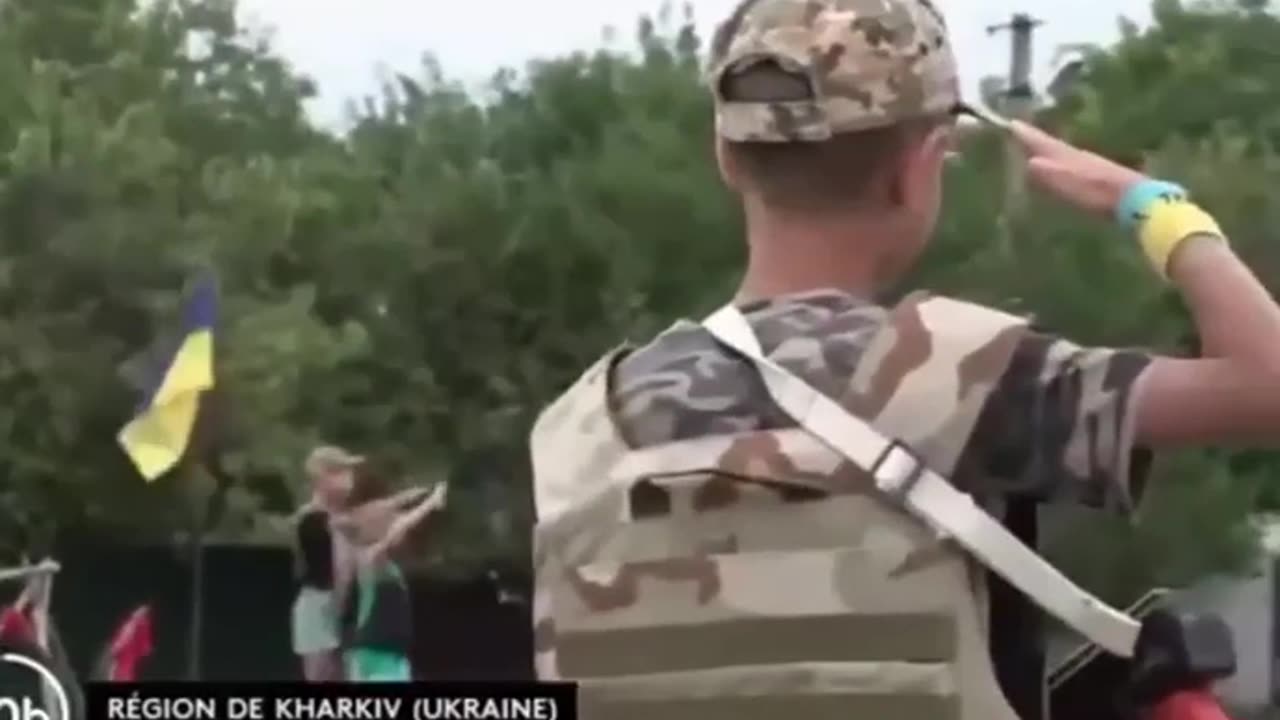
<box><xmin>987</xmin><ymin>18</ymin><xmax>1048</xmax><ymax>720</ymax></box>
<box><xmin>988</xmin><ymin>13</ymin><xmax>1043</xmax><ymax>217</ymax></box>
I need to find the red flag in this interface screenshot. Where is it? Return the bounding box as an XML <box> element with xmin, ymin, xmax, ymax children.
<box><xmin>0</xmin><ymin>605</ymin><xmax>35</xmax><ymax>646</ymax></box>
<box><xmin>106</xmin><ymin>606</ymin><xmax>153</xmax><ymax>682</ymax></box>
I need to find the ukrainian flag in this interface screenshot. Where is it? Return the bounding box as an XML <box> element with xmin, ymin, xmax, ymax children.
<box><xmin>118</xmin><ymin>277</ymin><xmax>217</xmax><ymax>482</ymax></box>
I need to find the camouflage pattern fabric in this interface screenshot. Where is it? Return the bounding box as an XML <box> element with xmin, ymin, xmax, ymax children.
<box><xmin>614</xmin><ymin>290</ymin><xmax>1152</xmax><ymax>514</ymax></box>
<box><xmin>529</xmin><ymin>290</ymin><xmax>1152</xmax><ymax>719</ymax></box>
<box><xmin>708</xmin><ymin>0</ymin><xmax>961</xmax><ymax>141</ymax></box>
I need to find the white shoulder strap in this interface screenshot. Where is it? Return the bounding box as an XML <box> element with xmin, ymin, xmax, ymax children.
<box><xmin>702</xmin><ymin>304</ymin><xmax>1141</xmax><ymax>658</ymax></box>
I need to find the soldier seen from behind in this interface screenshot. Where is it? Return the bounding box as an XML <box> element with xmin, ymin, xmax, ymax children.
<box><xmin>528</xmin><ymin>0</ymin><xmax>1280</xmax><ymax>718</ymax></box>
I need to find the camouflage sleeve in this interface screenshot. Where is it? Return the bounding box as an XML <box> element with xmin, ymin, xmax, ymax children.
<box><xmin>958</xmin><ymin>332</ymin><xmax>1154</xmax><ymax>514</ymax></box>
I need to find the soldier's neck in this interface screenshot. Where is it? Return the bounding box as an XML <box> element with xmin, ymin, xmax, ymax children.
<box><xmin>738</xmin><ymin>212</ymin><xmax>891</xmax><ymax>303</ymax></box>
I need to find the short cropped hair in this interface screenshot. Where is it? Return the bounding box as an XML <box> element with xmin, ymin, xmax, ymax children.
<box><xmin>719</xmin><ymin>61</ymin><xmax>945</xmax><ymax>211</ymax></box>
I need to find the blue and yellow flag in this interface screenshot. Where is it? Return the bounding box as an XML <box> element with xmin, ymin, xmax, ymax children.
<box><xmin>118</xmin><ymin>277</ymin><xmax>217</xmax><ymax>482</ymax></box>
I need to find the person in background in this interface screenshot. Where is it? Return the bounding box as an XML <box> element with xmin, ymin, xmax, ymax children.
<box><xmin>292</xmin><ymin>445</ymin><xmax>436</xmax><ymax>682</ymax></box>
<box><xmin>335</xmin><ymin>481</ymin><xmax>447</xmax><ymax>683</ymax></box>
<box><xmin>291</xmin><ymin>445</ymin><xmax>361</xmax><ymax>682</ymax></box>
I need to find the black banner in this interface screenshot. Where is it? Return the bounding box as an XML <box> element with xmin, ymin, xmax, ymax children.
<box><xmin>86</xmin><ymin>684</ymin><xmax>576</xmax><ymax>720</ymax></box>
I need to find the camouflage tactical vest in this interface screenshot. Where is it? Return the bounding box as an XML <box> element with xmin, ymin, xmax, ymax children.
<box><xmin>531</xmin><ymin>295</ymin><xmax>1030</xmax><ymax>720</ymax></box>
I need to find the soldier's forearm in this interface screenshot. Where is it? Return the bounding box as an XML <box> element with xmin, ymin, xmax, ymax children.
<box><xmin>1170</xmin><ymin>234</ymin><xmax>1280</xmax><ymax>370</ymax></box>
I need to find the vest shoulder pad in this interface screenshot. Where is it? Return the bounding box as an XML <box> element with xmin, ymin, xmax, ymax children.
<box><xmin>530</xmin><ymin>346</ymin><xmax>633</xmax><ymax>522</ymax></box>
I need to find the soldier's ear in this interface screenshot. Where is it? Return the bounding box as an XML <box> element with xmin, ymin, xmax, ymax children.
<box><xmin>894</xmin><ymin>124</ymin><xmax>951</xmax><ymax>210</ymax></box>
<box><xmin>715</xmin><ymin>137</ymin><xmax>744</xmax><ymax>192</ymax></box>
<box><xmin>921</xmin><ymin>124</ymin><xmax>954</xmax><ymax>172</ymax></box>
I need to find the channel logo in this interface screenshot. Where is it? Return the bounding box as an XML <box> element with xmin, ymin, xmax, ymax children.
<box><xmin>0</xmin><ymin>650</ymin><xmax>69</xmax><ymax>720</ymax></box>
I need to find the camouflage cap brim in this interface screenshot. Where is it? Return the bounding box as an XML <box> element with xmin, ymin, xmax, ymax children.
<box><xmin>954</xmin><ymin>101</ymin><xmax>1012</xmax><ymax>131</ymax></box>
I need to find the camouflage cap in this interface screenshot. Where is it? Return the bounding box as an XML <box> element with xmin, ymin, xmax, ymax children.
<box><xmin>708</xmin><ymin>0</ymin><xmax>961</xmax><ymax>142</ymax></box>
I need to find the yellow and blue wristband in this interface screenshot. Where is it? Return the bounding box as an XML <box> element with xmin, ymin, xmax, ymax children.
<box><xmin>1116</xmin><ymin>179</ymin><xmax>1187</xmax><ymax>229</ymax></box>
<box><xmin>1120</xmin><ymin>179</ymin><xmax>1225</xmax><ymax>278</ymax></box>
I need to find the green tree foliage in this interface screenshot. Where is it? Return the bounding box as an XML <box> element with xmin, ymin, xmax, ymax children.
<box><xmin>324</xmin><ymin>11</ymin><xmax>737</xmax><ymax>571</ymax></box>
<box><xmin>1033</xmin><ymin>0</ymin><xmax>1280</xmax><ymax>599</ymax></box>
<box><xmin>0</xmin><ymin>0</ymin><xmax>362</xmax><ymax>557</ymax></box>
<box><xmin>1048</xmin><ymin>0</ymin><xmax>1280</xmax><ymax>160</ymax></box>
<box><xmin>0</xmin><ymin>0</ymin><xmax>1276</xmax><ymax>593</ymax></box>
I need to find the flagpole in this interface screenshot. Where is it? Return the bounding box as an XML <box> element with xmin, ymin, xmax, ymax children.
<box><xmin>185</xmin><ymin>459</ymin><xmax>205</xmax><ymax>681</ymax></box>
<box><xmin>185</xmin><ymin>452</ymin><xmax>233</xmax><ymax>681</ymax></box>
<box><xmin>185</xmin><ymin>272</ymin><xmax>220</xmax><ymax>682</ymax></box>
<box><xmin>117</xmin><ymin>272</ymin><xmax>222</xmax><ymax>681</ymax></box>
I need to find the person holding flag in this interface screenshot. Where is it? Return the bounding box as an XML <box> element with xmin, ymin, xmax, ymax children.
<box><xmin>117</xmin><ymin>274</ymin><xmax>216</xmax><ymax>481</ymax></box>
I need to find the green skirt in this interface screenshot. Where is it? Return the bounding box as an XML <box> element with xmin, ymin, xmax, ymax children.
<box><xmin>344</xmin><ymin>648</ymin><xmax>411</xmax><ymax>682</ymax></box>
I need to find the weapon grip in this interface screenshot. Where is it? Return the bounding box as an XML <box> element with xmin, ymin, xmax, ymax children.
<box><xmin>1130</xmin><ymin>609</ymin><xmax>1236</xmax><ymax>712</ymax></box>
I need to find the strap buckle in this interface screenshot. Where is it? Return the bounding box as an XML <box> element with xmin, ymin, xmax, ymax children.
<box><xmin>871</xmin><ymin>441</ymin><xmax>927</xmax><ymax>502</ymax></box>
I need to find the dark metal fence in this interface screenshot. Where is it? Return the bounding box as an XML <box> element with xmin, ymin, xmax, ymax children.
<box><xmin>7</xmin><ymin>539</ymin><xmax>532</xmax><ymax>682</ymax></box>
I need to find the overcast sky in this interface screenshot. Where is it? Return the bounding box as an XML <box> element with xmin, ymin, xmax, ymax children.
<box><xmin>235</xmin><ymin>0</ymin><xmax>1154</xmax><ymax>126</ymax></box>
